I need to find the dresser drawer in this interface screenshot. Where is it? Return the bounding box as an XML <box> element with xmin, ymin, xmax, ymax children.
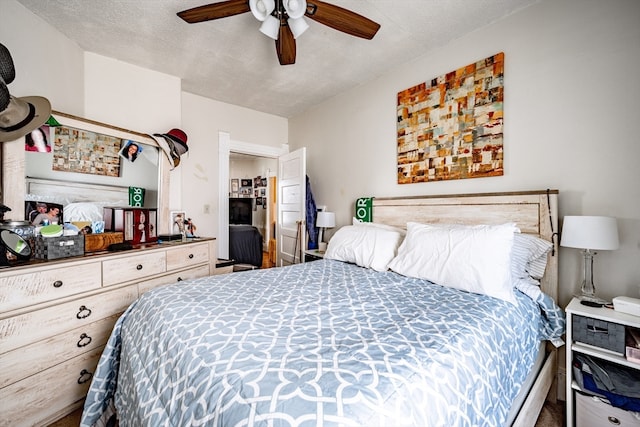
<box><xmin>166</xmin><ymin>242</ymin><xmax>210</xmax><ymax>271</ymax></box>
<box><xmin>138</xmin><ymin>264</ymin><xmax>211</xmax><ymax>295</ymax></box>
<box><xmin>0</xmin><ymin>262</ymin><xmax>102</xmax><ymax>312</ymax></box>
<box><xmin>0</xmin><ymin>347</ymin><xmax>103</xmax><ymax>427</ymax></box>
<box><xmin>576</xmin><ymin>392</ymin><xmax>639</xmax><ymax>427</ymax></box>
<box><xmin>0</xmin><ymin>313</ymin><xmax>120</xmax><ymax>388</ymax></box>
<box><xmin>102</xmin><ymin>251</ymin><xmax>166</xmax><ymax>286</ymax></box>
<box><xmin>0</xmin><ymin>285</ymin><xmax>136</xmax><ymax>354</ymax></box>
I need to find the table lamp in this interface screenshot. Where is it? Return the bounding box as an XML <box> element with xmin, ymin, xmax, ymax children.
<box><xmin>560</xmin><ymin>215</ymin><xmax>619</xmax><ymax>306</ymax></box>
<box><xmin>316</xmin><ymin>211</ymin><xmax>335</xmax><ymax>252</ymax></box>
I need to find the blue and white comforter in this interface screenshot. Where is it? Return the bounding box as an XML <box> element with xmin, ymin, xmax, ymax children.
<box><xmin>82</xmin><ymin>259</ymin><xmax>564</xmax><ymax>427</ymax></box>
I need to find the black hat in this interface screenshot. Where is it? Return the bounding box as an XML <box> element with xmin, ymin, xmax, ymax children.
<box><xmin>0</xmin><ymin>43</ymin><xmax>51</xmax><ymax>143</ymax></box>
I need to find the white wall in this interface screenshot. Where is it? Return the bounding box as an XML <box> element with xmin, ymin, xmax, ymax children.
<box><xmin>289</xmin><ymin>0</ymin><xmax>640</xmax><ymax>307</ymax></box>
<box><xmin>0</xmin><ymin>1</ymin><xmax>84</xmax><ymax>114</ymax></box>
<box><xmin>179</xmin><ymin>92</ymin><xmax>287</xmax><ymax>239</ymax></box>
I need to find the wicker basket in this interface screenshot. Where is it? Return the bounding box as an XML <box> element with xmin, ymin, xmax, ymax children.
<box><xmin>572</xmin><ymin>314</ymin><xmax>625</xmax><ymax>355</ymax></box>
<box><xmin>34</xmin><ymin>235</ymin><xmax>85</xmax><ymax>260</ymax></box>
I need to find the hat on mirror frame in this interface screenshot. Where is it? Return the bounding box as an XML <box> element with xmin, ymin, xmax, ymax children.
<box><xmin>0</xmin><ymin>43</ymin><xmax>51</xmax><ymax>143</ymax></box>
<box><xmin>149</xmin><ymin>133</ymin><xmax>180</xmax><ymax>169</ymax></box>
<box><xmin>160</xmin><ymin>128</ymin><xmax>188</xmax><ymax>155</ymax></box>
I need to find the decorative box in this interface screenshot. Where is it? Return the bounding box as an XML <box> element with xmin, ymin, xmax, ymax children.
<box><xmin>572</xmin><ymin>314</ymin><xmax>626</xmax><ymax>355</ymax></box>
<box><xmin>103</xmin><ymin>207</ymin><xmax>157</xmax><ymax>244</ymax></box>
<box><xmin>34</xmin><ymin>235</ymin><xmax>85</xmax><ymax>260</ymax></box>
<box><xmin>84</xmin><ymin>232</ymin><xmax>124</xmax><ymax>253</ymax></box>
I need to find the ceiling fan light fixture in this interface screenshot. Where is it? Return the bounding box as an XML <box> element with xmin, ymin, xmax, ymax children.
<box><xmin>249</xmin><ymin>0</ymin><xmax>275</xmax><ymax>21</ymax></box>
<box><xmin>288</xmin><ymin>17</ymin><xmax>309</xmax><ymax>39</ymax></box>
<box><xmin>259</xmin><ymin>15</ymin><xmax>280</xmax><ymax>39</ymax></box>
<box><xmin>283</xmin><ymin>0</ymin><xmax>307</xmax><ymax>19</ymax></box>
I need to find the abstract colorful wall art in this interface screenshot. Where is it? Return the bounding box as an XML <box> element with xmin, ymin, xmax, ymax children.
<box><xmin>53</xmin><ymin>125</ymin><xmax>122</xmax><ymax>177</ymax></box>
<box><xmin>397</xmin><ymin>52</ymin><xmax>504</xmax><ymax>184</ymax></box>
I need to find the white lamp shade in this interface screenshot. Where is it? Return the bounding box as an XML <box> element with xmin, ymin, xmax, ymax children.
<box><xmin>283</xmin><ymin>0</ymin><xmax>307</xmax><ymax>19</ymax></box>
<box><xmin>560</xmin><ymin>216</ymin><xmax>619</xmax><ymax>250</ymax></box>
<box><xmin>249</xmin><ymin>0</ymin><xmax>275</xmax><ymax>21</ymax></box>
<box><xmin>259</xmin><ymin>15</ymin><xmax>280</xmax><ymax>39</ymax></box>
<box><xmin>316</xmin><ymin>211</ymin><xmax>336</xmax><ymax>228</ymax></box>
<box><xmin>288</xmin><ymin>17</ymin><xmax>309</xmax><ymax>39</ymax></box>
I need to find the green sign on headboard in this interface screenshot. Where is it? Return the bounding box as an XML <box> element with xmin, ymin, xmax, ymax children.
<box><xmin>355</xmin><ymin>197</ymin><xmax>373</xmax><ymax>222</ymax></box>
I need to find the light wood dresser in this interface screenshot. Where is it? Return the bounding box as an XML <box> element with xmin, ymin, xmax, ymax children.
<box><xmin>0</xmin><ymin>238</ymin><xmax>216</xmax><ymax>426</ymax></box>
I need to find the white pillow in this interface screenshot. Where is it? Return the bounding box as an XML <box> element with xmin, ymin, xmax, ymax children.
<box><xmin>352</xmin><ymin>217</ymin><xmax>407</xmax><ymax>236</ymax></box>
<box><xmin>511</xmin><ymin>233</ymin><xmax>553</xmax><ymax>282</ymax></box>
<box><xmin>388</xmin><ymin>222</ymin><xmax>519</xmax><ymax>304</ymax></box>
<box><xmin>325</xmin><ymin>225</ymin><xmax>404</xmax><ymax>272</ymax></box>
<box><xmin>63</xmin><ymin>202</ymin><xmax>104</xmax><ymax>222</ymax></box>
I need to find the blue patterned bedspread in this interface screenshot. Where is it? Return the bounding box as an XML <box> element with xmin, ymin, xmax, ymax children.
<box><xmin>82</xmin><ymin>259</ymin><xmax>564</xmax><ymax>427</ymax></box>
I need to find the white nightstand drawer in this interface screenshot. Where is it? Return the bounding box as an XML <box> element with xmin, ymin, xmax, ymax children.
<box><xmin>576</xmin><ymin>392</ymin><xmax>640</xmax><ymax>427</ymax></box>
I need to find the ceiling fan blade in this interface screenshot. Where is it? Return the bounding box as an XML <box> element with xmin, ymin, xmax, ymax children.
<box><xmin>177</xmin><ymin>0</ymin><xmax>251</xmax><ymax>24</ymax></box>
<box><xmin>276</xmin><ymin>22</ymin><xmax>296</xmax><ymax>65</ymax></box>
<box><xmin>305</xmin><ymin>0</ymin><xmax>380</xmax><ymax>40</ymax></box>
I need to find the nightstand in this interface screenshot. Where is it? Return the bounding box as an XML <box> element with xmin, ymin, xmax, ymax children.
<box><xmin>565</xmin><ymin>298</ymin><xmax>640</xmax><ymax>427</ymax></box>
<box><xmin>304</xmin><ymin>249</ymin><xmax>324</xmax><ymax>262</ymax></box>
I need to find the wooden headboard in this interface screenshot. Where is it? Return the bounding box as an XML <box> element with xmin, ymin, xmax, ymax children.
<box><xmin>26</xmin><ymin>177</ymin><xmax>131</xmax><ymax>206</ymax></box>
<box><xmin>372</xmin><ymin>190</ymin><xmax>559</xmax><ymax>300</ymax></box>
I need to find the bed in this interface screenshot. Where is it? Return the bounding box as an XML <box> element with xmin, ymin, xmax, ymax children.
<box><xmin>229</xmin><ymin>224</ymin><xmax>264</xmax><ymax>267</ymax></box>
<box><xmin>81</xmin><ymin>190</ymin><xmax>564</xmax><ymax>427</ymax></box>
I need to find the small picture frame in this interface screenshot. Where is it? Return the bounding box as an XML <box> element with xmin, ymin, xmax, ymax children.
<box><xmin>25</xmin><ymin>201</ymin><xmax>63</xmax><ymax>225</ymax></box>
<box><xmin>241</xmin><ymin>179</ymin><xmax>252</xmax><ymax>188</ymax></box>
<box><xmin>170</xmin><ymin>211</ymin><xmax>186</xmax><ymax>235</ymax></box>
<box><xmin>230</xmin><ymin>179</ymin><xmax>239</xmax><ymax>193</ymax></box>
<box><xmin>120</xmin><ymin>140</ymin><xmax>142</xmax><ymax>163</ymax></box>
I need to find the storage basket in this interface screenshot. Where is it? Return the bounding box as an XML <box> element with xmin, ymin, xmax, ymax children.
<box><xmin>34</xmin><ymin>235</ymin><xmax>84</xmax><ymax>260</ymax></box>
<box><xmin>572</xmin><ymin>314</ymin><xmax>625</xmax><ymax>355</ymax></box>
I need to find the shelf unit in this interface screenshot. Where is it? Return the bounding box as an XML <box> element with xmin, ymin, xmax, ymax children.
<box><xmin>565</xmin><ymin>298</ymin><xmax>640</xmax><ymax>427</ymax></box>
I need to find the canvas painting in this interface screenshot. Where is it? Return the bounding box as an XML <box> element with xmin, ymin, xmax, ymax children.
<box><xmin>52</xmin><ymin>125</ymin><xmax>122</xmax><ymax>177</ymax></box>
<box><xmin>397</xmin><ymin>52</ymin><xmax>504</xmax><ymax>183</ymax></box>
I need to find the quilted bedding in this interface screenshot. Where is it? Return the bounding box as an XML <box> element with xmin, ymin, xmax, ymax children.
<box><xmin>82</xmin><ymin>259</ymin><xmax>564</xmax><ymax>427</ymax></box>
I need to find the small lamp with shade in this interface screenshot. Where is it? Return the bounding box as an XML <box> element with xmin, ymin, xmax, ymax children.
<box><xmin>560</xmin><ymin>215</ymin><xmax>619</xmax><ymax>307</ymax></box>
<box><xmin>316</xmin><ymin>211</ymin><xmax>335</xmax><ymax>252</ymax></box>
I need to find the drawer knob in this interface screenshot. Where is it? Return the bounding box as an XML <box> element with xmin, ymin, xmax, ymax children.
<box><xmin>53</xmin><ymin>280</ymin><xmax>63</xmax><ymax>288</ymax></box>
<box><xmin>188</xmin><ymin>253</ymin><xmax>194</xmax><ymax>259</ymax></box>
<box><xmin>77</xmin><ymin>333</ymin><xmax>92</xmax><ymax>347</ymax></box>
<box><xmin>608</xmin><ymin>417</ymin><xmax>620</xmax><ymax>425</ymax></box>
<box><xmin>76</xmin><ymin>305</ymin><xmax>92</xmax><ymax>319</ymax></box>
<box><xmin>136</xmin><ymin>264</ymin><xmax>143</xmax><ymax>270</ymax></box>
<box><xmin>77</xmin><ymin>369</ymin><xmax>93</xmax><ymax>384</ymax></box>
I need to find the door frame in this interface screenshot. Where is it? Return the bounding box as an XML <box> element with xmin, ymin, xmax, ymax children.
<box><xmin>218</xmin><ymin>131</ymin><xmax>288</xmax><ymax>260</ymax></box>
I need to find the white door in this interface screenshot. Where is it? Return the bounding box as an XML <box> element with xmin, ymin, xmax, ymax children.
<box><xmin>277</xmin><ymin>148</ymin><xmax>306</xmax><ymax>266</ymax></box>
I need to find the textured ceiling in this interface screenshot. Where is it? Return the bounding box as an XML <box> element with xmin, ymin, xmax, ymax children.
<box><xmin>16</xmin><ymin>0</ymin><xmax>537</xmax><ymax>118</ymax></box>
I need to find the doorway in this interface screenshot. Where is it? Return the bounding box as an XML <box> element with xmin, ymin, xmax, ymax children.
<box><xmin>217</xmin><ymin>131</ymin><xmax>287</xmax><ymax>260</ymax></box>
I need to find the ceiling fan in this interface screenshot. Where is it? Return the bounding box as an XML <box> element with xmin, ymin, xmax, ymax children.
<box><xmin>177</xmin><ymin>0</ymin><xmax>380</xmax><ymax>65</ymax></box>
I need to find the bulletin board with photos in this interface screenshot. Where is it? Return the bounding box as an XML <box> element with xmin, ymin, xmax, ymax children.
<box><xmin>229</xmin><ymin>176</ymin><xmax>267</xmax><ymax>209</ymax></box>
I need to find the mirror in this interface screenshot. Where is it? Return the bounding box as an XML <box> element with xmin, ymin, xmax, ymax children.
<box><xmin>1</xmin><ymin>112</ymin><xmax>170</xmax><ymax>234</ymax></box>
<box><xmin>0</xmin><ymin>229</ymin><xmax>31</xmax><ymax>266</ymax></box>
